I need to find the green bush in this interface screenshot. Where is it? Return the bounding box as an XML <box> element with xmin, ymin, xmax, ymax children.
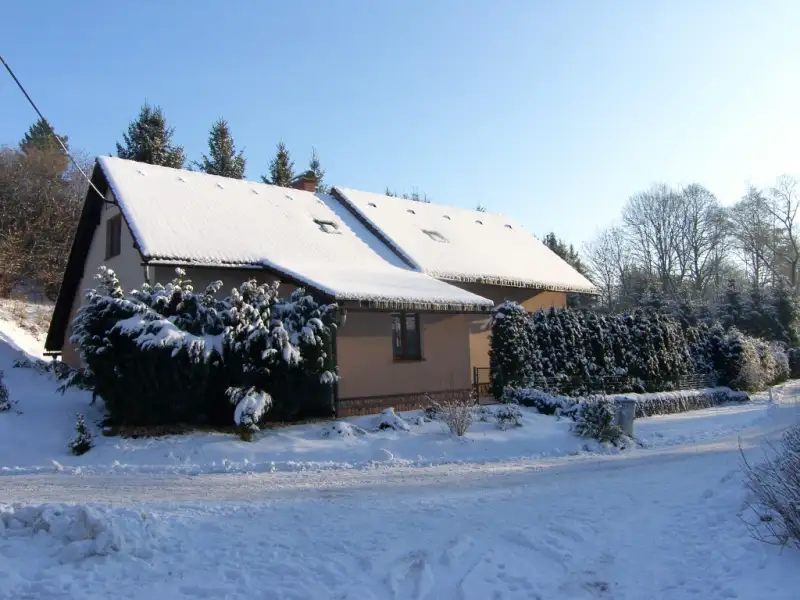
<box><xmin>70</xmin><ymin>267</ymin><xmax>338</xmax><ymax>428</ymax></box>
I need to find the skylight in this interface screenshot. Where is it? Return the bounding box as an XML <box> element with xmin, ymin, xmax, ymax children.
<box><xmin>422</xmin><ymin>229</ymin><xmax>448</xmax><ymax>243</ymax></box>
<box><xmin>443</xmin><ymin>215</ymin><xmax>451</xmax><ymax>220</ymax></box>
<box><xmin>368</xmin><ymin>202</ymin><xmax>377</xmax><ymax>207</ymax></box>
<box><xmin>505</xmin><ymin>224</ymin><xmax>513</xmax><ymax>229</ymax></box>
<box><xmin>314</xmin><ymin>219</ymin><xmax>341</xmax><ymax>234</ymax></box>
<box><xmin>407</xmin><ymin>209</ymin><xmax>416</xmax><ymax>215</ymax></box>
<box><xmin>475</xmin><ymin>220</ymin><xmax>484</xmax><ymax>225</ymax></box>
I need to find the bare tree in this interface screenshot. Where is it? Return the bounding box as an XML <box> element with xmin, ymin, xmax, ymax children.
<box><xmin>622</xmin><ymin>184</ymin><xmax>684</xmax><ymax>292</ymax></box>
<box><xmin>584</xmin><ymin>226</ymin><xmax>632</xmax><ymax>311</ymax></box>
<box><xmin>765</xmin><ymin>175</ymin><xmax>800</xmax><ymax>291</ymax></box>
<box><xmin>729</xmin><ymin>187</ymin><xmax>775</xmax><ymax>289</ymax></box>
<box><xmin>676</xmin><ymin>183</ymin><xmax>728</xmax><ymax>298</ymax></box>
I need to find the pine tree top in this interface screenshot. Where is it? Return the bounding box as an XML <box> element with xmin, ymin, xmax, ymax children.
<box><xmin>195</xmin><ymin>118</ymin><xmax>246</xmax><ymax>179</ymax></box>
<box><xmin>262</xmin><ymin>141</ymin><xmax>295</xmax><ymax>187</ymax></box>
<box><xmin>19</xmin><ymin>118</ymin><xmax>69</xmax><ymax>154</ymax></box>
<box><xmin>116</xmin><ymin>103</ymin><xmax>185</xmax><ymax>168</ymax></box>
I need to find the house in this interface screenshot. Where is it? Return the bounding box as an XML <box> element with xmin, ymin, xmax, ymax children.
<box><xmin>45</xmin><ymin>157</ymin><xmax>595</xmax><ymax>416</ymax></box>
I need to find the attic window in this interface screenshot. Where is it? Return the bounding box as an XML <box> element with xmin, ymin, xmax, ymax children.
<box><xmin>314</xmin><ymin>219</ymin><xmax>341</xmax><ymax>234</ymax></box>
<box><xmin>475</xmin><ymin>220</ymin><xmax>484</xmax><ymax>225</ymax></box>
<box><xmin>178</xmin><ymin>176</ymin><xmax>187</xmax><ymax>183</ymax></box>
<box><xmin>105</xmin><ymin>215</ymin><xmax>122</xmax><ymax>259</ymax></box>
<box><xmin>442</xmin><ymin>215</ymin><xmax>451</xmax><ymax>220</ymax></box>
<box><xmin>216</xmin><ymin>182</ymin><xmax>225</xmax><ymax>189</ymax></box>
<box><xmin>251</xmin><ymin>188</ymin><xmax>259</xmax><ymax>195</ymax></box>
<box><xmin>137</xmin><ymin>169</ymin><xmax>146</xmax><ymax>176</ymax></box>
<box><xmin>406</xmin><ymin>209</ymin><xmax>416</xmax><ymax>215</ymax></box>
<box><xmin>422</xmin><ymin>229</ymin><xmax>448</xmax><ymax>243</ymax></box>
<box><xmin>504</xmin><ymin>224</ymin><xmax>513</xmax><ymax>229</ymax></box>
<box><xmin>368</xmin><ymin>202</ymin><xmax>377</xmax><ymax>208</ymax></box>
<box><xmin>284</xmin><ymin>194</ymin><xmax>294</xmax><ymax>201</ymax></box>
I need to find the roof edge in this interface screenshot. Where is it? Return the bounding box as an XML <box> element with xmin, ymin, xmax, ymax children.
<box><xmin>45</xmin><ymin>162</ymin><xmax>109</xmax><ymax>352</ymax></box>
<box><xmin>432</xmin><ymin>273</ymin><xmax>599</xmax><ymax>295</ymax></box>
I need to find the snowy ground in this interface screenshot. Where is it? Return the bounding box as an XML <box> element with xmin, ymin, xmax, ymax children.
<box><xmin>2</xmin><ymin>307</ymin><xmax>800</xmax><ymax>598</ymax></box>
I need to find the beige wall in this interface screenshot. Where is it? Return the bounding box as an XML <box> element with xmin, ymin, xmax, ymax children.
<box><xmin>336</xmin><ymin>310</ymin><xmax>472</xmax><ymax>399</ymax></box>
<box><xmin>451</xmin><ymin>283</ymin><xmax>568</xmax><ymax>373</ymax></box>
<box><xmin>62</xmin><ymin>190</ymin><xmax>144</xmax><ymax>368</ymax></box>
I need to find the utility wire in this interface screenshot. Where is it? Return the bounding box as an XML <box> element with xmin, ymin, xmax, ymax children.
<box><xmin>0</xmin><ymin>54</ymin><xmax>115</xmax><ymax>205</ymax></box>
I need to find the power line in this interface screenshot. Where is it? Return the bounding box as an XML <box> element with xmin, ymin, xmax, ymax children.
<box><xmin>0</xmin><ymin>54</ymin><xmax>115</xmax><ymax>205</ymax></box>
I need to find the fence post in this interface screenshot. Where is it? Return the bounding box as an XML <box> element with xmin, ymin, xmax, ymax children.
<box><xmin>615</xmin><ymin>397</ymin><xmax>636</xmax><ymax>437</ymax></box>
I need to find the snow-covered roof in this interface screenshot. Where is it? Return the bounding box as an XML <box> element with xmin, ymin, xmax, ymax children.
<box><xmin>334</xmin><ymin>188</ymin><xmax>597</xmax><ymax>294</ymax></box>
<box><xmin>97</xmin><ymin>157</ymin><xmax>492</xmax><ymax>309</ymax></box>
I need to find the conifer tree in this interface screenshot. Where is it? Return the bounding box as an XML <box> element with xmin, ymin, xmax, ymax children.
<box><xmin>489</xmin><ymin>302</ymin><xmax>534</xmax><ymax>397</ymax></box>
<box><xmin>116</xmin><ymin>103</ymin><xmax>185</xmax><ymax>168</ymax></box>
<box><xmin>543</xmin><ymin>232</ymin><xmax>589</xmax><ymax>277</ymax></box>
<box><xmin>261</xmin><ymin>141</ymin><xmax>295</xmax><ymax>187</ymax></box>
<box><xmin>19</xmin><ymin>118</ymin><xmax>69</xmax><ymax>154</ymax></box>
<box><xmin>306</xmin><ymin>147</ymin><xmax>328</xmax><ymax>193</ymax></box>
<box><xmin>195</xmin><ymin>118</ymin><xmax>246</xmax><ymax>178</ymax></box>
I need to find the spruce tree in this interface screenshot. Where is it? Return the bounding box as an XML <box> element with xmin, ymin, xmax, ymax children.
<box><xmin>116</xmin><ymin>103</ymin><xmax>185</xmax><ymax>168</ymax></box>
<box><xmin>306</xmin><ymin>147</ymin><xmax>327</xmax><ymax>193</ymax></box>
<box><xmin>543</xmin><ymin>232</ymin><xmax>589</xmax><ymax>277</ymax></box>
<box><xmin>19</xmin><ymin>118</ymin><xmax>69</xmax><ymax>154</ymax></box>
<box><xmin>195</xmin><ymin>119</ymin><xmax>246</xmax><ymax>178</ymax></box>
<box><xmin>772</xmin><ymin>280</ymin><xmax>800</xmax><ymax>345</ymax></box>
<box><xmin>261</xmin><ymin>141</ymin><xmax>295</xmax><ymax>187</ymax></box>
<box><xmin>489</xmin><ymin>302</ymin><xmax>534</xmax><ymax>398</ymax></box>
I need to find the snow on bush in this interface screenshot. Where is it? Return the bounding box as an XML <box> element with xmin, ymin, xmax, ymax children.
<box><xmin>506</xmin><ymin>386</ymin><xmax>748</xmax><ymax>420</ymax></box>
<box><xmin>571</xmin><ymin>399</ymin><xmax>627</xmax><ymax>446</ymax></box>
<box><xmin>0</xmin><ymin>370</ymin><xmax>9</xmax><ymax>412</ymax></box>
<box><xmin>68</xmin><ymin>413</ymin><xmax>93</xmax><ymax>455</ymax></box>
<box><xmin>742</xmin><ymin>425</ymin><xmax>800</xmax><ymax>549</ymax></box>
<box><xmin>69</xmin><ymin>267</ymin><xmax>338</xmax><ymax>427</ymax></box>
<box><xmin>430</xmin><ymin>396</ymin><xmax>475</xmax><ymax>437</ymax></box>
<box><xmin>0</xmin><ymin>504</ymin><xmax>159</xmax><ymax>563</ymax></box>
<box><xmin>494</xmin><ymin>403</ymin><xmax>523</xmax><ymax>429</ymax></box>
<box><xmin>502</xmin><ymin>387</ymin><xmax>574</xmax><ymax>416</ymax></box>
<box><xmin>320</xmin><ymin>421</ymin><xmax>367</xmax><ymax>438</ymax></box>
<box><xmin>373</xmin><ymin>408</ymin><xmax>410</xmax><ymax>432</ymax></box>
<box><xmin>490</xmin><ymin>303</ymin><xmax>791</xmax><ymax>399</ymax></box>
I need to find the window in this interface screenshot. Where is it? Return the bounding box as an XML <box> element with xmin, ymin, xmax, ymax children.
<box><xmin>105</xmin><ymin>214</ymin><xmax>122</xmax><ymax>259</ymax></box>
<box><xmin>422</xmin><ymin>229</ymin><xmax>448</xmax><ymax>243</ymax></box>
<box><xmin>391</xmin><ymin>312</ymin><xmax>422</xmax><ymax>360</ymax></box>
<box><xmin>314</xmin><ymin>219</ymin><xmax>341</xmax><ymax>234</ymax></box>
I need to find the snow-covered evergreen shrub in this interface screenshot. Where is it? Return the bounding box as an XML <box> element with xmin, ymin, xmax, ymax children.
<box><xmin>502</xmin><ymin>386</ymin><xmax>573</xmax><ymax>416</ymax></box>
<box><xmin>320</xmin><ymin>421</ymin><xmax>366</xmax><ymax>438</ymax></box>
<box><xmin>373</xmin><ymin>408</ymin><xmax>410</xmax><ymax>432</ymax></box>
<box><xmin>489</xmin><ymin>302</ymin><xmax>534</xmax><ymax>398</ymax></box>
<box><xmin>571</xmin><ymin>398</ymin><xmax>627</xmax><ymax>446</ymax></box>
<box><xmin>494</xmin><ymin>403</ymin><xmax>523</xmax><ymax>429</ymax></box>
<box><xmin>623</xmin><ymin>388</ymin><xmax>748</xmax><ymax>418</ymax></box>
<box><xmin>742</xmin><ymin>425</ymin><xmax>800</xmax><ymax>548</ymax></box>
<box><xmin>70</xmin><ymin>267</ymin><xmax>338</xmax><ymax>427</ymax></box>
<box><xmin>788</xmin><ymin>347</ymin><xmax>800</xmax><ymax>378</ymax></box>
<box><xmin>0</xmin><ymin>370</ymin><xmax>9</xmax><ymax>412</ymax></box>
<box><xmin>68</xmin><ymin>413</ymin><xmax>93</xmax><ymax>455</ymax></box>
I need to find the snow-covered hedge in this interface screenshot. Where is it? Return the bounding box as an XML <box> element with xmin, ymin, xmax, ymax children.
<box><xmin>70</xmin><ymin>267</ymin><xmax>338</xmax><ymax>428</ymax></box>
<box><xmin>490</xmin><ymin>302</ymin><xmax>791</xmax><ymax>398</ymax></box>
<box><xmin>0</xmin><ymin>370</ymin><xmax>9</xmax><ymax>412</ymax></box>
<box><xmin>504</xmin><ymin>386</ymin><xmax>749</xmax><ymax>419</ymax></box>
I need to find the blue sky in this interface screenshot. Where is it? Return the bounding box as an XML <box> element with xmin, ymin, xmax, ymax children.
<box><xmin>3</xmin><ymin>1</ymin><xmax>800</xmax><ymax>246</ymax></box>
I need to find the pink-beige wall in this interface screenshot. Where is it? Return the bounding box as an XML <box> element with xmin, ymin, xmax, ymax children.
<box><xmin>61</xmin><ymin>189</ymin><xmax>145</xmax><ymax>368</ymax></box>
<box><xmin>452</xmin><ymin>283</ymin><xmax>567</xmax><ymax>373</ymax></box>
<box><xmin>336</xmin><ymin>309</ymin><xmax>472</xmax><ymax>399</ymax></box>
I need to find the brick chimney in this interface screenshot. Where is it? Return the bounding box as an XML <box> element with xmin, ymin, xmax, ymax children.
<box><xmin>292</xmin><ymin>172</ymin><xmax>317</xmax><ymax>193</ymax></box>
